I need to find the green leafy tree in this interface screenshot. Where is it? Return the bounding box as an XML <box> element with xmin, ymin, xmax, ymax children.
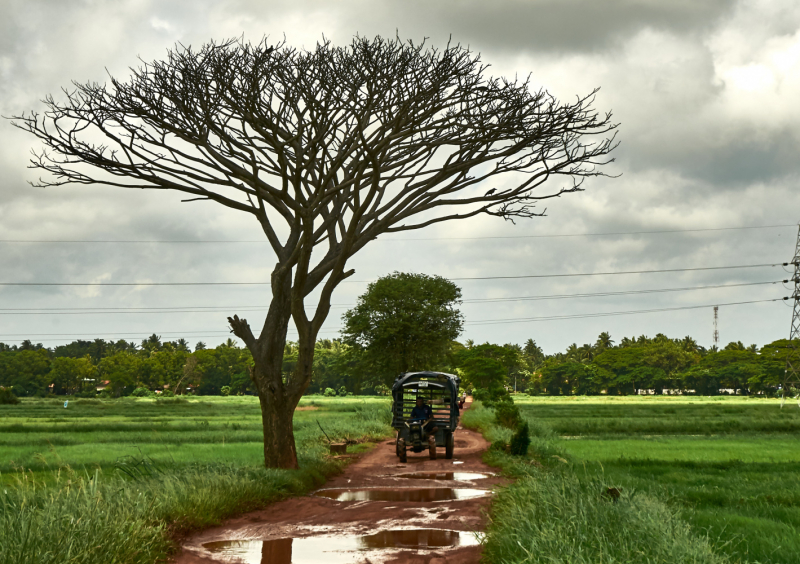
<box><xmin>456</xmin><ymin>343</ymin><xmax>516</xmax><ymax>399</ymax></box>
<box><xmin>341</xmin><ymin>273</ymin><xmax>463</xmax><ymax>382</ymax></box>
<box><xmin>49</xmin><ymin>356</ymin><xmax>95</xmax><ymax>395</ymax></box>
<box><xmin>97</xmin><ymin>352</ymin><xmax>139</xmax><ymax>397</ymax></box>
<box><xmin>0</xmin><ymin>349</ymin><xmax>52</xmax><ymax>396</ymax></box>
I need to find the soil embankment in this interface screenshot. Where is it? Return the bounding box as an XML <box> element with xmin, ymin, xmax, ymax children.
<box><xmin>175</xmin><ymin>401</ymin><xmax>501</xmax><ymax>564</ymax></box>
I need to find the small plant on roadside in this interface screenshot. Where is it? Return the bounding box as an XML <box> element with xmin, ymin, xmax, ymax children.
<box><xmin>509</xmin><ymin>421</ymin><xmax>531</xmax><ymax>456</ymax></box>
<box><xmin>161</xmin><ymin>389</ymin><xmax>175</xmax><ymax>397</ymax></box>
<box><xmin>324</xmin><ymin>387</ymin><xmax>336</xmax><ymax>397</ymax></box>
<box><xmin>494</xmin><ymin>399</ymin><xmax>522</xmax><ymax>429</ymax></box>
<box><xmin>0</xmin><ymin>386</ymin><xmax>20</xmax><ymax>404</ymax></box>
<box><xmin>337</xmin><ymin>386</ymin><xmax>348</xmax><ymax>397</ymax></box>
<box><xmin>220</xmin><ymin>386</ymin><xmax>231</xmax><ymax>396</ymax></box>
<box><xmin>131</xmin><ymin>387</ymin><xmax>153</xmax><ymax>397</ymax></box>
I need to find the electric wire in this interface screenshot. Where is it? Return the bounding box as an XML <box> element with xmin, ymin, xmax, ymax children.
<box><xmin>0</xmin><ymin>223</ymin><xmax>795</xmax><ymax>243</ymax></box>
<box><xmin>467</xmin><ymin>298</ymin><xmax>783</xmax><ymax>326</ymax></box>
<box><xmin>0</xmin><ymin>262</ymin><xmax>782</xmax><ymax>286</ymax></box>
<box><xmin>0</xmin><ymin>298</ymin><xmax>782</xmax><ymax>340</ymax></box>
<box><xmin>0</xmin><ymin>280</ymin><xmax>782</xmax><ymax>314</ymax></box>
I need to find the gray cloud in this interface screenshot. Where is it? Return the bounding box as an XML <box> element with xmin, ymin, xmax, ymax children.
<box><xmin>0</xmin><ymin>0</ymin><xmax>798</xmax><ymax>352</ymax></box>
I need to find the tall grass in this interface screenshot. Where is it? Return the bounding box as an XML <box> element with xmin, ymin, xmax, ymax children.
<box><xmin>463</xmin><ymin>402</ymin><xmax>727</xmax><ymax>564</ymax></box>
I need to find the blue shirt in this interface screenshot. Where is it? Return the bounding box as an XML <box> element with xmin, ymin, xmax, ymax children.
<box><xmin>410</xmin><ymin>404</ymin><xmax>432</xmax><ymax>420</ymax></box>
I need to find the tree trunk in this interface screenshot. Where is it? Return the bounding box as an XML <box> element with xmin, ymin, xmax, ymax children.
<box><xmin>257</xmin><ymin>385</ymin><xmax>299</xmax><ymax>469</ymax></box>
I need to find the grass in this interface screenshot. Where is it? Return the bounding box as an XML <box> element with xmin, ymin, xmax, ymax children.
<box><xmin>469</xmin><ymin>395</ymin><xmax>800</xmax><ymax>564</ymax></box>
<box><xmin>0</xmin><ymin>395</ymin><xmax>393</xmax><ymax>564</ymax></box>
<box><xmin>463</xmin><ymin>403</ymin><xmax>726</xmax><ymax>564</ymax></box>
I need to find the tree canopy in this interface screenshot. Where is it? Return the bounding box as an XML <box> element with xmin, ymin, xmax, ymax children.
<box><xmin>341</xmin><ymin>272</ymin><xmax>463</xmax><ymax>380</ymax></box>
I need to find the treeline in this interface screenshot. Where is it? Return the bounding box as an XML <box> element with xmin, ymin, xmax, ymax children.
<box><xmin>1</xmin><ymin>332</ymin><xmax>793</xmax><ymax>398</ymax></box>
<box><xmin>0</xmin><ymin>335</ymin><xmax>410</xmax><ymax>398</ymax></box>
<box><xmin>470</xmin><ymin>333</ymin><xmax>792</xmax><ymax>396</ymax></box>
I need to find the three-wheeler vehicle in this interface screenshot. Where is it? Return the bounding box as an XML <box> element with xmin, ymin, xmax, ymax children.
<box><xmin>391</xmin><ymin>371</ymin><xmax>461</xmax><ymax>462</ymax></box>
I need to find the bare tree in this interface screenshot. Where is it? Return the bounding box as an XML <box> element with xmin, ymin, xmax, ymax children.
<box><xmin>13</xmin><ymin>36</ymin><xmax>617</xmax><ymax>468</ymax></box>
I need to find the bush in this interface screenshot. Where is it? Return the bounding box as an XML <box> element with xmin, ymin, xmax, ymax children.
<box><xmin>494</xmin><ymin>399</ymin><xmax>522</xmax><ymax>429</ymax></box>
<box><xmin>220</xmin><ymin>386</ymin><xmax>231</xmax><ymax>396</ymax></box>
<box><xmin>160</xmin><ymin>389</ymin><xmax>175</xmax><ymax>397</ymax></box>
<box><xmin>130</xmin><ymin>387</ymin><xmax>153</xmax><ymax>397</ymax></box>
<box><xmin>337</xmin><ymin>386</ymin><xmax>348</xmax><ymax>397</ymax></box>
<box><xmin>0</xmin><ymin>387</ymin><xmax>20</xmax><ymax>405</ymax></box>
<box><xmin>324</xmin><ymin>388</ymin><xmax>336</xmax><ymax>397</ymax></box>
<box><xmin>510</xmin><ymin>421</ymin><xmax>531</xmax><ymax>456</ymax></box>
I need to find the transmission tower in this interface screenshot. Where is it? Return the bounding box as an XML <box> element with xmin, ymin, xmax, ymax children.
<box><xmin>783</xmin><ymin>225</ymin><xmax>800</xmax><ymax>407</ymax></box>
<box><xmin>713</xmin><ymin>306</ymin><xmax>719</xmax><ymax>348</ymax></box>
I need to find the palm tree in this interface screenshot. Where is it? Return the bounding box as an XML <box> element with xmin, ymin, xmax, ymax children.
<box><xmin>680</xmin><ymin>336</ymin><xmax>699</xmax><ymax>353</ymax></box>
<box><xmin>566</xmin><ymin>343</ymin><xmax>580</xmax><ymax>361</ymax></box>
<box><xmin>595</xmin><ymin>332</ymin><xmax>614</xmax><ymax>351</ymax></box>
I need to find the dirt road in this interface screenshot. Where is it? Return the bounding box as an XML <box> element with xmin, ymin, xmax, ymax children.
<box><xmin>174</xmin><ymin>402</ymin><xmax>501</xmax><ymax>564</ymax></box>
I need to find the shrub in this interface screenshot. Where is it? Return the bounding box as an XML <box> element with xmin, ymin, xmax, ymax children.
<box><xmin>131</xmin><ymin>387</ymin><xmax>153</xmax><ymax>397</ymax></box>
<box><xmin>510</xmin><ymin>421</ymin><xmax>531</xmax><ymax>456</ymax></box>
<box><xmin>161</xmin><ymin>389</ymin><xmax>175</xmax><ymax>397</ymax></box>
<box><xmin>0</xmin><ymin>387</ymin><xmax>20</xmax><ymax>405</ymax></box>
<box><xmin>494</xmin><ymin>400</ymin><xmax>522</xmax><ymax>429</ymax></box>
<box><xmin>220</xmin><ymin>386</ymin><xmax>231</xmax><ymax>396</ymax></box>
<box><xmin>324</xmin><ymin>388</ymin><xmax>336</xmax><ymax>397</ymax></box>
<box><xmin>337</xmin><ymin>386</ymin><xmax>348</xmax><ymax>397</ymax></box>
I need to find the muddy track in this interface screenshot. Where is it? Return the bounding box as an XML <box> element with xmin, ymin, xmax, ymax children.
<box><xmin>174</xmin><ymin>401</ymin><xmax>502</xmax><ymax>564</ymax></box>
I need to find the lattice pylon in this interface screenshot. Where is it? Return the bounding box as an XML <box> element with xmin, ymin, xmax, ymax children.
<box><xmin>782</xmin><ymin>225</ymin><xmax>800</xmax><ymax>407</ymax></box>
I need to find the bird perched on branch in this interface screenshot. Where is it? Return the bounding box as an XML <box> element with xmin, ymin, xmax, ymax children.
<box><xmin>485</xmin><ymin>188</ymin><xmax>497</xmax><ymax>196</ymax></box>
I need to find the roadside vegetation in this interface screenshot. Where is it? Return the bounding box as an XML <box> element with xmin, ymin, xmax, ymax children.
<box><xmin>0</xmin><ymin>396</ymin><xmax>392</xmax><ymax>564</ymax></box>
<box><xmin>466</xmin><ymin>396</ymin><xmax>800</xmax><ymax>564</ymax></box>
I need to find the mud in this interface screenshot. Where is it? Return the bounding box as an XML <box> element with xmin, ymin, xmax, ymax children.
<box><xmin>174</xmin><ymin>400</ymin><xmax>502</xmax><ymax>564</ymax></box>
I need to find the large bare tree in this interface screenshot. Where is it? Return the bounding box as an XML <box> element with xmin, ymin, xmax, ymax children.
<box><xmin>14</xmin><ymin>36</ymin><xmax>617</xmax><ymax>468</ymax></box>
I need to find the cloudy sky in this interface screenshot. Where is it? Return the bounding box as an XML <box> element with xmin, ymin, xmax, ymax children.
<box><xmin>1</xmin><ymin>0</ymin><xmax>799</xmax><ymax>353</ymax></box>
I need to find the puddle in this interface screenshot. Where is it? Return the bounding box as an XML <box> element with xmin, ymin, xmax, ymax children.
<box><xmin>314</xmin><ymin>488</ymin><xmax>490</xmax><ymax>502</ymax></box>
<box><xmin>203</xmin><ymin>529</ymin><xmax>479</xmax><ymax>563</ymax></box>
<box><xmin>395</xmin><ymin>471</ymin><xmax>492</xmax><ymax>481</ymax></box>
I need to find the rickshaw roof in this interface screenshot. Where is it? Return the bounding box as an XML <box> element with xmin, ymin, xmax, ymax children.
<box><xmin>392</xmin><ymin>371</ymin><xmax>460</xmax><ymax>393</ymax></box>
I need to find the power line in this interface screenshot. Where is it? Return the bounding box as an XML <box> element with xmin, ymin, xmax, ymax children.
<box><xmin>0</xmin><ymin>298</ymin><xmax>781</xmax><ymax>341</ymax></box>
<box><xmin>467</xmin><ymin>298</ymin><xmax>783</xmax><ymax>326</ymax></box>
<box><xmin>0</xmin><ymin>280</ymin><xmax>782</xmax><ymax>314</ymax></box>
<box><xmin>0</xmin><ymin>224</ymin><xmax>794</xmax><ymax>244</ymax></box>
<box><xmin>451</xmin><ymin>263</ymin><xmax>781</xmax><ymax>281</ymax></box>
<box><xmin>0</xmin><ymin>262</ymin><xmax>782</xmax><ymax>286</ymax></box>
<box><xmin>462</xmin><ymin>280</ymin><xmax>780</xmax><ymax>302</ymax></box>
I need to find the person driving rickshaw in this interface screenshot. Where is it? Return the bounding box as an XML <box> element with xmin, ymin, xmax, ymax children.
<box><xmin>409</xmin><ymin>396</ymin><xmax>439</xmax><ymax>437</ymax></box>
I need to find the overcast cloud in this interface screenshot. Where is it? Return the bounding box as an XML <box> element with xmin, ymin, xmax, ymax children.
<box><xmin>1</xmin><ymin>0</ymin><xmax>799</xmax><ymax>353</ymax></box>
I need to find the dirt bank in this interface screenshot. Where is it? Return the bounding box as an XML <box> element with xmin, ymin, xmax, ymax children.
<box><xmin>174</xmin><ymin>401</ymin><xmax>501</xmax><ymax>564</ymax></box>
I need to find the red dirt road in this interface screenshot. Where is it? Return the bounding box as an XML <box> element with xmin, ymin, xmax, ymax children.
<box><xmin>174</xmin><ymin>403</ymin><xmax>501</xmax><ymax>564</ymax></box>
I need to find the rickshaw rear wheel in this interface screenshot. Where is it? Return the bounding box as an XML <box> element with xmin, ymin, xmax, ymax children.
<box><xmin>397</xmin><ymin>438</ymin><xmax>407</xmax><ymax>463</ymax></box>
<box><xmin>428</xmin><ymin>435</ymin><xmax>437</xmax><ymax>460</ymax></box>
<box><xmin>445</xmin><ymin>431</ymin><xmax>454</xmax><ymax>459</ymax></box>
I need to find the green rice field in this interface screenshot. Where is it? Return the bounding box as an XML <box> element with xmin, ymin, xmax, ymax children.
<box><xmin>513</xmin><ymin>395</ymin><xmax>800</xmax><ymax>564</ymax></box>
<box><xmin>0</xmin><ymin>395</ymin><xmax>393</xmax><ymax>564</ymax></box>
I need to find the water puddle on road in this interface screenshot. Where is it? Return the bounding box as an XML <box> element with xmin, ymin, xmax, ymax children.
<box><xmin>203</xmin><ymin>529</ymin><xmax>479</xmax><ymax>563</ymax></box>
<box><xmin>314</xmin><ymin>487</ymin><xmax>491</xmax><ymax>502</ymax></box>
<box><xmin>395</xmin><ymin>471</ymin><xmax>492</xmax><ymax>481</ymax></box>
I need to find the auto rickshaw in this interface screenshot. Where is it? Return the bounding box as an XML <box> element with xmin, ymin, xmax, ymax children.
<box><xmin>391</xmin><ymin>371</ymin><xmax>460</xmax><ymax>462</ymax></box>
